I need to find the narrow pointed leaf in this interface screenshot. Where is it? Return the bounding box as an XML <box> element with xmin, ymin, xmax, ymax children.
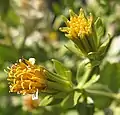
<box><xmin>83</xmin><ymin>74</ymin><xmax>100</xmax><ymax>89</ymax></box>
<box><xmin>40</xmin><ymin>95</ymin><xmax>54</xmax><ymax>106</ymax></box>
<box><xmin>98</xmin><ymin>34</ymin><xmax>112</xmax><ymax>57</ymax></box>
<box><xmin>52</xmin><ymin>59</ymin><xmax>72</xmax><ymax>81</ymax></box>
<box><xmin>65</xmin><ymin>41</ymin><xmax>84</xmax><ymax>57</ymax></box>
<box><xmin>61</xmin><ymin>92</ymin><xmax>74</xmax><ymax>109</ymax></box>
<box><xmin>76</xmin><ymin>59</ymin><xmax>90</xmax><ymax>83</ymax></box>
<box><xmin>94</xmin><ymin>17</ymin><xmax>105</xmax><ymax>40</ymax></box>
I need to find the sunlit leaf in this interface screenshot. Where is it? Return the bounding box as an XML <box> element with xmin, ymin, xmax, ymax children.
<box><xmin>52</xmin><ymin>59</ymin><xmax>72</xmax><ymax>81</ymax></box>
<box><xmin>94</xmin><ymin>17</ymin><xmax>105</xmax><ymax>41</ymax></box>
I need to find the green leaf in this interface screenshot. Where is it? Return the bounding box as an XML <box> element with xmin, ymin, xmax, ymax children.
<box><xmin>61</xmin><ymin>15</ymin><xmax>69</xmax><ymax>24</ymax></box>
<box><xmin>83</xmin><ymin>74</ymin><xmax>100</xmax><ymax>89</ymax></box>
<box><xmin>100</xmin><ymin>62</ymin><xmax>120</xmax><ymax>93</ymax></box>
<box><xmin>65</xmin><ymin>41</ymin><xmax>84</xmax><ymax>57</ymax></box>
<box><xmin>86</xmin><ymin>83</ymin><xmax>112</xmax><ymax>93</ymax></box>
<box><xmin>52</xmin><ymin>59</ymin><xmax>72</xmax><ymax>81</ymax></box>
<box><xmin>84</xmin><ymin>62</ymin><xmax>120</xmax><ymax>109</ymax></box>
<box><xmin>40</xmin><ymin>95</ymin><xmax>54</xmax><ymax>106</ymax></box>
<box><xmin>86</xmin><ymin>89</ymin><xmax>112</xmax><ymax>109</ymax></box>
<box><xmin>53</xmin><ymin>92</ymin><xmax>67</xmax><ymax>98</ymax></box>
<box><xmin>94</xmin><ymin>17</ymin><xmax>105</xmax><ymax>41</ymax></box>
<box><xmin>47</xmin><ymin>81</ymin><xmax>71</xmax><ymax>92</ymax></box>
<box><xmin>76</xmin><ymin>59</ymin><xmax>91</xmax><ymax>83</ymax></box>
<box><xmin>53</xmin><ymin>16</ymin><xmax>63</xmax><ymax>30</ymax></box>
<box><xmin>40</xmin><ymin>92</ymin><xmax>67</xmax><ymax>106</ymax></box>
<box><xmin>74</xmin><ymin>91</ymin><xmax>82</xmax><ymax>105</ymax></box>
<box><xmin>61</xmin><ymin>92</ymin><xmax>74</xmax><ymax>109</ymax></box>
<box><xmin>76</xmin><ymin>61</ymin><xmax>86</xmax><ymax>83</ymax></box>
<box><xmin>76</xmin><ymin>103</ymin><xmax>94</xmax><ymax>115</ymax></box>
<box><xmin>77</xmin><ymin>62</ymin><xmax>92</xmax><ymax>89</ymax></box>
<box><xmin>87</xmin><ymin>52</ymin><xmax>98</xmax><ymax>60</ymax></box>
<box><xmin>85</xmin><ymin>77</ymin><xmax>116</xmax><ymax>109</ymax></box>
<box><xmin>98</xmin><ymin>34</ymin><xmax>112</xmax><ymax>58</ymax></box>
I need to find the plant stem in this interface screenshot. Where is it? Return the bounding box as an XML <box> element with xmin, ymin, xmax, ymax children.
<box><xmin>77</xmin><ymin>68</ymin><xmax>92</xmax><ymax>89</ymax></box>
<box><xmin>86</xmin><ymin>89</ymin><xmax>118</xmax><ymax>100</ymax></box>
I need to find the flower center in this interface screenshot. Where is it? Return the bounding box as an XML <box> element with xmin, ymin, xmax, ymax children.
<box><xmin>7</xmin><ymin>58</ymin><xmax>46</xmax><ymax>95</ymax></box>
<box><xmin>68</xmin><ymin>9</ymin><xmax>93</xmax><ymax>38</ymax></box>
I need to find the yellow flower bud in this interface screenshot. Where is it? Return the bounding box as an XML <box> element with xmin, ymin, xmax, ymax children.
<box><xmin>60</xmin><ymin>8</ymin><xmax>98</xmax><ymax>55</ymax></box>
<box><xmin>60</xmin><ymin>8</ymin><xmax>93</xmax><ymax>39</ymax></box>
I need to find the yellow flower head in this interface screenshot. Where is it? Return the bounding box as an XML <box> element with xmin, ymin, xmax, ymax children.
<box><xmin>60</xmin><ymin>8</ymin><xmax>93</xmax><ymax>39</ymax></box>
<box><xmin>7</xmin><ymin>58</ymin><xmax>47</xmax><ymax>95</ymax></box>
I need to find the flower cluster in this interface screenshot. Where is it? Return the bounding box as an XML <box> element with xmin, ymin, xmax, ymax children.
<box><xmin>7</xmin><ymin>58</ymin><xmax>47</xmax><ymax>95</ymax></box>
<box><xmin>5</xmin><ymin>8</ymin><xmax>112</xmax><ymax>109</ymax></box>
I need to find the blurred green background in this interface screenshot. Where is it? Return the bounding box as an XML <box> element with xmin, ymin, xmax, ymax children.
<box><xmin>1</xmin><ymin>0</ymin><xmax>120</xmax><ymax>115</ymax></box>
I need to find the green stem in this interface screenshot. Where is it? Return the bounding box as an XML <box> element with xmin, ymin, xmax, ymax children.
<box><xmin>77</xmin><ymin>63</ymin><xmax>100</xmax><ymax>89</ymax></box>
<box><xmin>77</xmin><ymin>68</ymin><xmax>92</xmax><ymax>89</ymax></box>
<box><xmin>86</xmin><ymin>89</ymin><xmax>118</xmax><ymax>99</ymax></box>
